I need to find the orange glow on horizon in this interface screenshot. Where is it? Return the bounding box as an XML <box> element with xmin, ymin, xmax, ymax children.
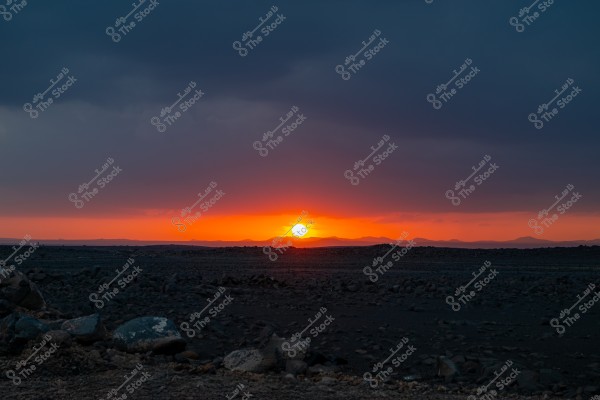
<box><xmin>0</xmin><ymin>211</ymin><xmax>598</xmax><ymax>244</ymax></box>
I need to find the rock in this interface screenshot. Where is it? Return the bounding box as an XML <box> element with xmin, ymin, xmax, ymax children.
<box><xmin>256</xmin><ymin>324</ymin><xmax>277</xmax><ymax>346</ymax></box>
<box><xmin>539</xmin><ymin>368</ymin><xmax>562</xmax><ymax>386</ymax></box>
<box><xmin>346</xmin><ymin>284</ymin><xmax>358</xmax><ymax>292</ymax></box>
<box><xmin>283</xmin><ymin>373</ymin><xmax>296</xmax><ymax>382</ymax></box>
<box><xmin>45</xmin><ymin>330</ymin><xmax>72</xmax><ymax>347</ymax></box>
<box><xmin>162</xmin><ymin>274</ymin><xmax>179</xmax><ymax>294</ymax></box>
<box><xmin>0</xmin><ymin>313</ymin><xmax>18</xmax><ymax>347</ymax></box>
<box><xmin>259</xmin><ymin>335</ymin><xmax>283</xmax><ymax>370</ymax></box>
<box><xmin>462</xmin><ymin>360</ymin><xmax>481</xmax><ymax>374</ymax></box>
<box><xmin>27</xmin><ymin>270</ymin><xmax>47</xmax><ymax>282</ymax></box>
<box><xmin>319</xmin><ymin>377</ymin><xmax>336</xmax><ymax>385</ymax></box>
<box><xmin>1</xmin><ymin>313</ymin><xmax>52</xmax><ymax>349</ymax></box>
<box><xmin>0</xmin><ymin>271</ymin><xmax>46</xmax><ymax>310</ymax></box>
<box><xmin>0</xmin><ymin>299</ymin><xmax>13</xmax><ymax>317</ymax></box>
<box><xmin>286</xmin><ymin>359</ymin><xmax>308</xmax><ymax>375</ymax></box>
<box><xmin>223</xmin><ymin>349</ymin><xmax>264</xmax><ymax>372</ymax></box>
<box><xmin>308</xmin><ymin>365</ymin><xmax>340</xmax><ymax>376</ymax></box>
<box><xmin>437</xmin><ymin>356</ymin><xmax>459</xmax><ymax>381</ymax></box>
<box><xmin>212</xmin><ymin>356</ymin><xmax>223</xmax><ymax>368</ymax></box>
<box><xmin>451</xmin><ymin>355</ymin><xmax>466</xmax><ymax>364</ymax></box>
<box><xmin>79</xmin><ymin>266</ymin><xmax>101</xmax><ymax>278</ymax></box>
<box><xmin>248</xmin><ymin>333</ymin><xmax>310</xmax><ymax>372</ymax></box>
<box><xmin>15</xmin><ymin>315</ymin><xmax>49</xmax><ymax>341</ymax></box>
<box><xmin>422</xmin><ymin>357</ymin><xmax>436</xmax><ymax>366</ymax></box>
<box><xmin>61</xmin><ymin>314</ymin><xmax>105</xmax><ymax>343</ymax></box>
<box><xmin>306</xmin><ymin>352</ymin><xmax>329</xmax><ymax>366</ymax></box>
<box><xmin>517</xmin><ymin>370</ymin><xmax>540</xmax><ymax>392</ymax></box>
<box><xmin>583</xmin><ymin>386</ymin><xmax>599</xmax><ymax>395</ymax></box>
<box><xmin>179</xmin><ymin>350</ymin><xmax>200</xmax><ymax>360</ymax></box>
<box><xmin>0</xmin><ymin>312</ymin><xmax>51</xmax><ymax>354</ymax></box>
<box><xmin>113</xmin><ymin>317</ymin><xmax>186</xmax><ymax>354</ymax></box>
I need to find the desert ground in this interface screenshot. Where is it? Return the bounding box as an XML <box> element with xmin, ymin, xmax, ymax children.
<box><xmin>0</xmin><ymin>245</ymin><xmax>599</xmax><ymax>399</ymax></box>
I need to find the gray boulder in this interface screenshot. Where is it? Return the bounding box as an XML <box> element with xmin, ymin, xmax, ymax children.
<box><xmin>113</xmin><ymin>317</ymin><xmax>186</xmax><ymax>354</ymax></box>
<box><xmin>223</xmin><ymin>334</ymin><xmax>310</xmax><ymax>373</ymax></box>
<box><xmin>0</xmin><ymin>271</ymin><xmax>46</xmax><ymax>310</ymax></box>
<box><xmin>61</xmin><ymin>313</ymin><xmax>105</xmax><ymax>343</ymax></box>
<box><xmin>15</xmin><ymin>315</ymin><xmax>49</xmax><ymax>341</ymax></box>
<box><xmin>223</xmin><ymin>349</ymin><xmax>265</xmax><ymax>372</ymax></box>
<box><xmin>1</xmin><ymin>313</ymin><xmax>51</xmax><ymax>353</ymax></box>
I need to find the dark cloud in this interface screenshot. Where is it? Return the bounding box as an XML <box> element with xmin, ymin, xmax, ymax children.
<box><xmin>0</xmin><ymin>0</ymin><xmax>598</xmax><ymax>218</ymax></box>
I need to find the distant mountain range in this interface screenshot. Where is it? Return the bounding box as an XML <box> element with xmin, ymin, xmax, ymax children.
<box><xmin>0</xmin><ymin>236</ymin><xmax>598</xmax><ymax>249</ymax></box>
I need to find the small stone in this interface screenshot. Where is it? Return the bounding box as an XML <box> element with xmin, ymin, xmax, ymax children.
<box><xmin>223</xmin><ymin>349</ymin><xmax>264</xmax><ymax>372</ymax></box>
<box><xmin>283</xmin><ymin>373</ymin><xmax>296</xmax><ymax>381</ymax></box>
<box><xmin>319</xmin><ymin>377</ymin><xmax>336</xmax><ymax>385</ymax></box>
<box><xmin>286</xmin><ymin>359</ymin><xmax>308</xmax><ymax>375</ymax></box>
<box><xmin>437</xmin><ymin>356</ymin><xmax>459</xmax><ymax>380</ymax></box>
<box><xmin>517</xmin><ymin>370</ymin><xmax>540</xmax><ymax>392</ymax></box>
<box><xmin>61</xmin><ymin>313</ymin><xmax>105</xmax><ymax>343</ymax></box>
<box><xmin>179</xmin><ymin>350</ymin><xmax>200</xmax><ymax>360</ymax></box>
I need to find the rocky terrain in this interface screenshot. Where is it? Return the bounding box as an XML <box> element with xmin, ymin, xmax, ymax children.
<box><xmin>0</xmin><ymin>245</ymin><xmax>598</xmax><ymax>399</ymax></box>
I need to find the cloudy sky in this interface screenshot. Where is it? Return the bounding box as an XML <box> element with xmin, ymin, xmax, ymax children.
<box><xmin>0</xmin><ymin>0</ymin><xmax>598</xmax><ymax>242</ymax></box>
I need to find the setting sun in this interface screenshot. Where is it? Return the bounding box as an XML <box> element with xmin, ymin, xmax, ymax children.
<box><xmin>292</xmin><ymin>223</ymin><xmax>308</xmax><ymax>237</ymax></box>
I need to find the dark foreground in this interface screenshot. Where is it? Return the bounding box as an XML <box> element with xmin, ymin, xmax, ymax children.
<box><xmin>0</xmin><ymin>245</ymin><xmax>599</xmax><ymax>399</ymax></box>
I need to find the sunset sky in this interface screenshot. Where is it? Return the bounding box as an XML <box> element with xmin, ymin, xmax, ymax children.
<box><xmin>0</xmin><ymin>1</ymin><xmax>598</xmax><ymax>243</ymax></box>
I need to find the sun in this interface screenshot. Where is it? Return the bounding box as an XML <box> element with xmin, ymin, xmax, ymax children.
<box><xmin>292</xmin><ymin>223</ymin><xmax>308</xmax><ymax>237</ymax></box>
